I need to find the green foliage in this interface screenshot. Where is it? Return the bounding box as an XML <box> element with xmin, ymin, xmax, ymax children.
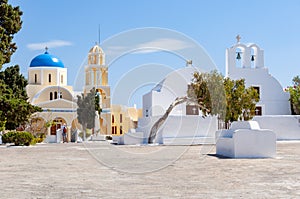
<box><xmin>0</xmin><ymin>65</ymin><xmax>42</xmax><ymax>130</ymax></box>
<box><xmin>2</xmin><ymin>131</ymin><xmax>34</xmax><ymax>146</ymax></box>
<box><xmin>1</xmin><ymin>131</ymin><xmax>16</xmax><ymax>143</ymax></box>
<box><xmin>0</xmin><ymin>0</ymin><xmax>23</xmax><ymax>68</ymax></box>
<box><xmin>77</xmin><ymin>88</ymin><xmax>99</xmax><ymax>140</ymax></box>
<box><xmin>0</xmin><ymin>110</ymin><xmax>6</xmax><ymax>132</ymax></box>
<box><xmin>189</xmin><ymin>70</ymin><xmax>226</xmax><ymax>119</ymax></box>
<box><xmin>95</xmin><ymin>91</ymin><xmax>102</xmax><ymax>115</ymax></box>
<box><xmin>287</xmin><ymin>75</ymin><xmax>300</xmax><ymax>115</ymax></box>
<box><xmin>189</xmin><ymin>71</ymin><xmax>259</xmax><ymax>123</ymax></box>
<box><xmin>0</xmin><ymin>65</ymin><xmax>28</xmax><ymax>99</ymax></box>
<box><xmin>0</xmin><ymin>3</ymin><xmax>30</xmax><ymax>130</ymax></box>
<box><xmin>33</xmin><ymin>133</ymin><xmax>45</xmax><ymax>143</ymax></box>
<box><xmin>224</xmin><ymin>78</ymin><xmax>259</xmax><ymax>122</ymax></box>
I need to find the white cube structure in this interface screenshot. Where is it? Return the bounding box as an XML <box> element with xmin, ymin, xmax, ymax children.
<box><xmin>216</xmin><ymin>121</ymin><xmax>276</xmax><ymax>158</ymax></box>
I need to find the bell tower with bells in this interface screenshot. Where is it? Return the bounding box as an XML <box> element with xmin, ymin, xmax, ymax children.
<box><xmin>226</xmin><ymin>35</ymin><xmax>265</xmax><ymax>77</ymax></box>
<box><xmin>225</xmin><ymin>35</ymin><xmax>291</xmax><ymax>115</ymax></box>
<box><xmin>84</xmin><ymin>43</ymin><xmax>111</xmax><ymax>110</ymax></box>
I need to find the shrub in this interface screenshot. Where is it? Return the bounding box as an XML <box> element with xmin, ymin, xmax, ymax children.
<box><xmin>2</xmin><ymin>131</ymin><xmax>34</xmax><ymax>146</ymax></box>
<box><xmin>2</xmin><ymin>131</ymin><xmax>17</xmax><ymax>143</ymax></box>
<box><xmin>106</xmin><ymin>135</ymin><xmax>112</xmax><ymax>140</ymax></box>
<box><xmin>34</xmin><ymin>133</ymin><xmax>45</xmax><ymax>143</ymax></box>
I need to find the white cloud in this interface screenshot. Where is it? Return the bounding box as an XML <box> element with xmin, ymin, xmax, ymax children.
<box><xmin>106</xmin><ymin>38</ymin><xmax>192</xmax><ymax>55</ymax></box>
<box><xmin>134</xmin><ymin>38</ymin><xmax>192</xmax><ymax>54</ymax></box>
<box><xmin>27</xmin><ymin>40</ymin><xmax>73</xmax><ymax>50</ymax></box>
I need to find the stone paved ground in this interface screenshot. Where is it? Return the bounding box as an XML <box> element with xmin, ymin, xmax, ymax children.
<box><xmin>0</xmin><ymin>141</ymin><xmax>300</xmax><ymax>199</ymax></box>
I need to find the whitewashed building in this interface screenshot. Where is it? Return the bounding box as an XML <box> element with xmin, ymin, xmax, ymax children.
<box><xmin>137</xmin><ymin>66</ymin><xmax>217</xmax><ymax>145</ymax></box>
<box><xmin>226</xmin><ymin>36</ymin><xmax>291</xmax><ymax>115</ymax></box>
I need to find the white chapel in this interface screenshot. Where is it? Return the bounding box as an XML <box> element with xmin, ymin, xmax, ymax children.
<box><xmin>226</xmin><ymin>35</ymin><xmax>291</xmax><ymax>115</ymax></box>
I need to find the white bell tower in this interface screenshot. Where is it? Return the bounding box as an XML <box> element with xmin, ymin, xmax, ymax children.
<box><xmin>226</xmin><ymin>35</ymin><xmax>265</xmax><ymax>77</ymax></box>
<box><xmin>225</xmin><ymin>35</ymin><xmax>291</xmax><ymax>115</ymax></box>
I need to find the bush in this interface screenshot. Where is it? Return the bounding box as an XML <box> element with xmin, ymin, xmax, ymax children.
<box><xmin>106</xmin><ymin>135</ymin><xmax>112</xmax><ymax>140</ymax></box>
<box><xmin>34</xmin><ymin>133</ymin><xmax>45</xmax><ymax>143</ymax></box>
<box><xmin>2</xmin><ymin>131</ymin><xmax>34</xmax><ymax>146</ymax></box>
<box><xmin>2</xmin><ymin>131</ymin><xmax>17</xmax><ymax>143</ymax></box>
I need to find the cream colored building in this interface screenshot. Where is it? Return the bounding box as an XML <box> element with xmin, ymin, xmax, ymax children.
<box><xmin>84</xmin><ymin>44</ymin><xmax>142</xmax><ymax>136</ymax></box>
<box><xmin>26</xmin><ymin>49</ymin><xmax>78</xmax><ymax>142</ymax></box>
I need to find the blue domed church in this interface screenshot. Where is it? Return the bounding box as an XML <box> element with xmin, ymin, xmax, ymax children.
<box><xmin>26</xmin><ymin>48</ymin><xmax>79</xmax><ymax>143</ymax></box>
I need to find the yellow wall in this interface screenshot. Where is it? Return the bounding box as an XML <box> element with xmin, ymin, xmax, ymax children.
<box><xmin>108</xmin><ymin>105</ymin><xmax>142</xmax><ymax>136</ymax></box>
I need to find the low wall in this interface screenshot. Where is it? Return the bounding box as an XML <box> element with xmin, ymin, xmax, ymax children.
<box><xmin>137</xmin><ymin>115</ymin><xmax>217</xmax><ymax>145</ymax></box>
<box><xmin>253</xmin><ymin>115</ymin><xmax>300</xmax><ymax>140</ymax></box>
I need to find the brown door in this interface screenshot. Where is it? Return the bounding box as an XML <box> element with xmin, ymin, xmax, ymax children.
<box><xmin>51</xmin><ymin>123</ymin><xmax>62</xmax><ymax>135</ymax></box>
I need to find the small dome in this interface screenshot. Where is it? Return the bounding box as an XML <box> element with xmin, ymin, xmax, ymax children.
<box><xmin>30</xmin><ymin>52</ymin><xmax>64</xmax><ymax>68</ymax></box>
<box><xmin>89</xmin><ymin>44</ymin><xmax>104</xmax><ymax>54</ymax></box>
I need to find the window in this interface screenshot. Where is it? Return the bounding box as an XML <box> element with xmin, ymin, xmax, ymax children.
<box><xmin>48</xmin><ymin>74</ymin><xmax>51</xmax><ymax>83</ymax></box>
<box><xmin>50</xmin><ymin>92</ymin><xmax>53</xmax><ymax>100</ymax></box>
<box><xmin>112</xmin><ymin>126</ymin><xmax>115</xmax><ymax>134</ymax></box>
<box><xmin>34</xmin><ymin>74</ymin><xmax>37</xmax><ymax>83</ymax></box>
<box><xmin>255</xmin><ymin>106</ymin><xmax>262</xmax><ymax>116</ymax></box>
<box><xmin>61</xmin><ymin>75</ymin><xmax>63</xmax><ymax>84</ymax></box>
<box><xmin>253</xmin><ymin>86</ymin><xmax>260</xmax><ymax>99</ymax></box>
<box><xmin>120</xmin><ymin>114</ymin><xmax>123</xmax><ymax>123</ymax></box>
<box><xmin>186</xmin><ymin>105</ymin><xmax>199</xmax><ymax>115</ymax></box>
<box><xmin>54</xmin><ymin>91</ymin><xmax>58</xmax><ymax>99</ymax></box>
<box><xmin>112</xmin><ymin>115</ymin><xmax>115</xmax><ymax>123</ymax></box>
<box><xmin>111</xmin><ymin>126</ymin><xmax>117</xmax><ymax>134</ymax></box>
<box><xmin>60</xmin><ymin>92</ymin><xmax>63</xmax><ymax>99</ymax></box>
<box><xmin>120</xmin><ymin>126</ymin><xmax>123</xmax><ymax>135</ymax></box>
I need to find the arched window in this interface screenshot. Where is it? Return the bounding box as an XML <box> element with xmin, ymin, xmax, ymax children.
<box><xmin>34</xmin><ymin>74</ymin><xmax>37</xmax><ymax>83</ymax></box>
<box><xmin>48</xmin><ymin>74</ymin><xmax>51</xmax><ymax>83</ymax></box>
<box><xmin>61</xmin><ymin>75</ymin><xmax>63</xmax><ymax>84</ymax></box>
<box><xmin>112</xmin><ymin>115</ymin><xmax>115</xmax><ymax>123</ymax></box>
<box><xmin>54</xmin><ymin>91</ymin><xmax>57</xmax><ymax>99</ymax></box>
<box><xmin>235</xmin><ymin>48</ymin><xmax>243</xmax><ymax>68</ymax></box>
<box><xmin>120</xmin><ymin>126</ymin><xmax>123</xmax><ymax>135</ymax></box>
<box><xmin>50</xmin><ymin>92</ymin><xmax>53</xmax><ymax>100</ymax></box>
<box><xmin>250</xmin><ymin>47</ymin><xmax>256</xmax><ymax>68</ymax></box>
<box><xmin>100</xmin><ymin>55</ymin><xmax>103</xmax><ymax>65</ymax></box>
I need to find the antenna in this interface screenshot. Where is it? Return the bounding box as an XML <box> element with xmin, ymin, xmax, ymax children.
<box><xmin>98</xmin><ymin>24</ymin><xmax>101</xmax><ymax>44</ymax></box>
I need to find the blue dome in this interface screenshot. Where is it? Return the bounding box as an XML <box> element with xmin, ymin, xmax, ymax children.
<box><xmin>30</xmin><ymin>52</ymin><xmax>64</xmax><ymax>68</ymax></box>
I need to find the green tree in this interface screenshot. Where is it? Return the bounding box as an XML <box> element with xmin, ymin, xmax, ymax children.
<box><xmin>189</xmin><ymin>70</ymin><xmax>226</xmax><ymax>119</ymax></box>
<box><xmin>0</xmin><ymin>65</ymin><xmax>28</xmax><ymax>99</ymax></box>
<box><xmin>288</xmin><ymin>75</ymin><xmax>300</xmax><ymax>115</ymax></box>
<box><xmin>77</xmin><ymin>88</ymin><xmax>100</xmax><ymax>140</ymax></box>
<box><xmin>0</xmin><ymin>65</ymin><xmax>41</xmax><ymax>130</ymax></box>
<box><xmin>0</xmin><ymin>0</ymin><xmax>23</xmax><ymax>68</ymax></box>
<box><xmin>224</xmin><ymin>78</ymin><xmax>259</xmax><ymax>123</ymax></box>
<box><xmin>189</xmin><ymin>72</ymin><xmax>259</xmax><ymax>124</ymax></box>
<box><xmin>148</xmin><ymin>71</ymin><xmax>260</xmax><ymax>143</ymax></box>
<box><xmin>0</xmin><ymin>2</ymin><xmax>39</xmax><ymax>130</ymax></box>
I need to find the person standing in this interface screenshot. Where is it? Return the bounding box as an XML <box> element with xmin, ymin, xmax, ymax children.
<box><xmin>62</xmin><ymin>124</ymin><xmax>67</xmax><ymax>143</ymax></box>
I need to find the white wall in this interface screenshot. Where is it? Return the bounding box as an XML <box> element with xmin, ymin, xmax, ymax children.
<box><xmin>137</xmin><ymin>115</ymin><xmax>217</xmax><ymax>145</ymax></box>
<box><xmin>142</xmin><ymin>67</ymin><xmax>202</xmax><ymax>117</ymax></box>
<box><xmin>253</xmin><ymin>115</ymin><xmax>300</xmax><ymax>140</ymax></box>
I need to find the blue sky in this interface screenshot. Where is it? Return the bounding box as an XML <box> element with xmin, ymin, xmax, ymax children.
<box><xmin>5</xmin><ymin>0</ymin><xmax>300</xmax><ymax>107</ymax></box>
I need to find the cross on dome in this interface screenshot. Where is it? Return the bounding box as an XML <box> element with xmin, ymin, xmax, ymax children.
<box><xmin>236</xmin><ymin>35</ymin><xmax>241</xmax><ymax>43</ymax></box>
